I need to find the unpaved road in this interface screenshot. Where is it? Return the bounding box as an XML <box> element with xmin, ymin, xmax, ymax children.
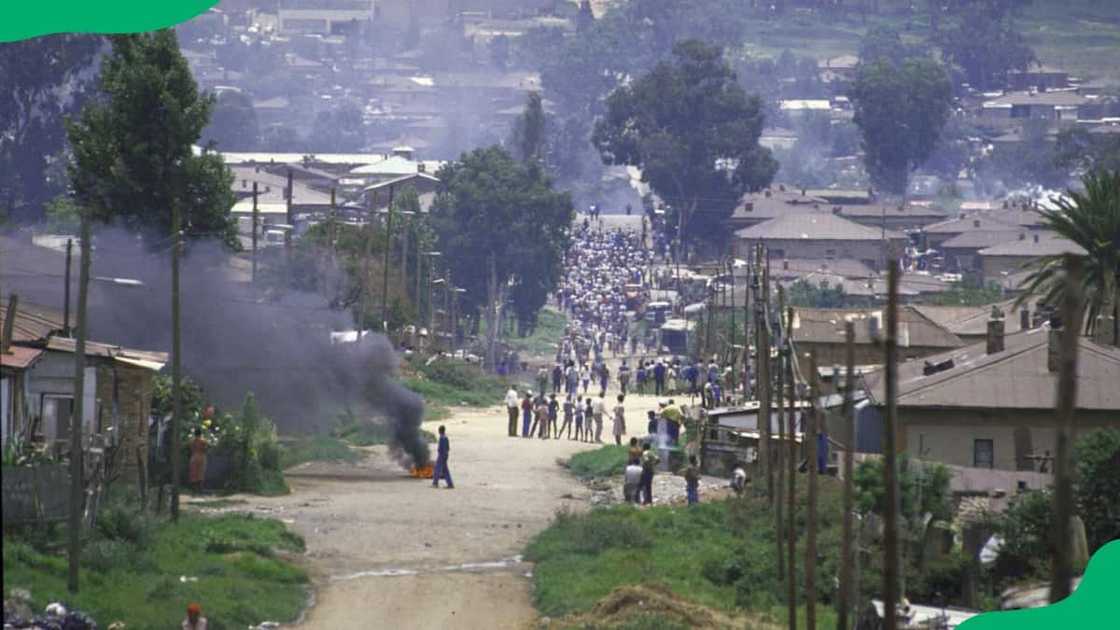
<box><xmin>209</xmin><ymin>403</ymin><xmax>618</xmax><ymax>629</ymax></box>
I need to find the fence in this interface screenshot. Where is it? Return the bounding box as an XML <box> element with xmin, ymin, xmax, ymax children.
<box><xmin>1</xmin><ymin>464</ymin><xmax>70</xmax><ymax>525</ymax></box>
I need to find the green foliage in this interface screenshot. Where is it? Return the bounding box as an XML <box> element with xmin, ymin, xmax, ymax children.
<box><xmin>3</xmin><ymin>512</ymin><xmax>306</xmax><ymax>628</ymax></box>
<box><xmin>278</xmin><ymin>434</ymin><xmax>360</xmax><ymax>470</ymax></box>
<box><xmin>201</xmin><ymin>89</ymin><xmax>259</xmax><ymax>151</ymax></box>
<box><xmin>1075</xmin><ymin>429</ymin><xmax>1120</xmax><ymax>552</ymax></box>
<box><xmin>0</xmin><ymin>34</ymin><xmax>100</xmax><ymax>222</ymax></box>
<box><xmin>567</xmin><ymin>446</ymin><xmax>630</xmax><ymax>480</ymax></box>
<box><xmin>922</xmin><ymin>280</ymin><xmax>1004</xmax><ymax>306</ymax></box>
<box><xmin>43</xmin><ymin>195</ymin><xmax>82</xmax><ymax>233</ymax></box>
<box><xmin>850</xmin><ymin>55</ymin><xmax>953</xmax><ymax>195</ymax></box>
<box><xmin>66</xmin><ymin>30</ymin><xmax>237</xmax><ymax>245</ymax></box>
<box><xmin>310</xmin><ymin>102</ymin><xmax>365</xmax><ymax>152</ymax></box>
<box><xmin>402</xmin><ymin>355</ymin><xmax>508</xmax><ymax>409</ymax></box>
<box><xmin>853</xmin><ymin>455</ymin><xmax>952</xmax><ymax>521</ymax></box>
<box><xmin>1054</xmin><ymin>126</ymin><xmax>1120</xmax><ymax>175</ymax></box>
<box><xmin>788</xmin><ymin>279</ymin><xmax>849</xmax><ymax>308</ymax></box>
<box><xmin>1016</xmin><ymin>170</ymin><xmax>1120</xmax><ymax>337</ymax></box>
<box><xmin>502</xmin><ymin>308</ymin><xmax>568</xmax><ymax>356</ymax></box>
<box><xmin>151</xmin><ymin>373</ymin><xmax>206</xmax><ymax>419</ymax></box>
<box><xmin>995</xmin><ymin>488</ymin><xmax>1053</xmax><ymax>580</ymax></box>
<box><xmin>510</xmin><ymin>91</ymin><xmax>547</xmax><ymax>164</ymax></box>
<box><xmin>593</xmin><ymin>40</ymin><xmax>777</xmax><ymax>245</ymax></box>
<box><xmin>431</xmin><ymin>146</ymin><xmax>572</xmax><ymax>332</ymax></box>
<box><xmin>934</xmin><ymin>1</ymin><xmax>1035</xmax><ymax>90</ymax></box>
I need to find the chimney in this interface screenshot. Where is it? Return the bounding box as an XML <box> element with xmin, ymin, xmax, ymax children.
<box><xmin>1048</xmin><ymin>314</ymin><xmax>1063</xmax><ymax>372</ymax></box>
<box><xmin>801</xmin><ymin>187</ymin><xmax>807</xmax><ymax>196</ymax></box>
<box><xmin>782</xmin><ymin>259</ymin><xmax>790</xmax><ymax>270</ymax></box>
<box><xmin>832</xmin><ymin>205</ymin><xmax>842</xmax><ymax>215</ymax></box>
<box><xmin>779</xmin><ymin>184</ymin><xmax>786</xmax><ymax>192</ymax></box>
<box><xmin>1019</xmin><ymin>232</ymin><xmax>1026</xmax><ymax>240</ymax></box>
<box><xmin>1033</xmin><ymin>233</ymin><xmax>1040</xmax><ymax>243</ymax></box>
<box><xmin>973</xmin><ymin>219</ymin><xmax>981</xmax><ymax>228</ymax></box>
<box><xmin>987</xmin><ymin>312</ymin><xmax>1005</xmax><ymax>354</ymax></box>
<box><xmin>765</xmin><ymin>190</ymin><xmax>772</xmax><ymax>198</ymax></box>
<box><xmin>1020</xmin><ymin>308</ymin><xmax>1030</xmax><ymax>331</ymax></box>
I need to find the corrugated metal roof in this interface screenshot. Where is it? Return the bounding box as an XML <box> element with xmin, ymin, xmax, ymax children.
<box><xmin>793</xmin><ymin>306</ymin><xmax>963</xmax><ymax>348</ymax></box>
<box><xmin>978</xmin><ymin>231</ymin><xmax>1086</xmax><ymax>257</ymax></box>
<box><xmin>1</xmin><ymin>346</ymin><xmax>44</xmax><ymax>371</ymax></box>
<box><xmin>0</xmin><ymin>301</ymin><xmax>64</xmax><ymax>343</ymax></box>
<box><xmin>45</xmin><ymin>337</ymin><xmax>167</xmax><ymax>369</ymax></box>
<box><xmin>864</xmin><ymin>328</ymin><xmax>1120</xmax><ymax>411</ymax></box>
<box><xmin>736</xmin><ymin>213</ymin><xmax>906</xmax><ymax>241</ymax></box>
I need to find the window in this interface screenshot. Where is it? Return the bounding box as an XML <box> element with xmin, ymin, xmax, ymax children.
<box><xmin>825</xmin><ymin>248</ymin><xmax>837</xmax><ymax>259</ymax></box>
<box><xmin>974</xmin><ymin>439</ymin><xmax>994</xmax><ymax>469</ymax></box>
<box><xmin>39</xmin><ymin>395</ymin><xmax>74</xmax><ymax>442</ymax></box>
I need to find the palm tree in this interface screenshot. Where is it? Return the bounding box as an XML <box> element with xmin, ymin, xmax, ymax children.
<box><xmin>1017</xmin><ymin>170</ymin><xmax>1120</xmax><ymax>345</ymax></box>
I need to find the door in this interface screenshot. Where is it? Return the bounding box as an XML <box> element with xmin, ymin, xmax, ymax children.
<box><xmin>40</xmin><ymin>395</ymin><xmax>74</xmax><ymax>442</ymax></box>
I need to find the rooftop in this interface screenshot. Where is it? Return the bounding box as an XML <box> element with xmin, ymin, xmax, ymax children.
<box><xmin>735</xmin><ymin>212</ymin><xmax>906</xmax><ymax>241</ymax></box>
<box><xmin>864</xmin><ymin>328</ymin><xmax>1120</xmax><ymax>411</ymax></box>
<box><xmin>978</xmin><ymin>231</ymin><xmax>1086</xmax><ymax>257</ymax></box>
<box><xmin>792</xmin><ymin>306</ymin><xmax>963</xmax><ymax>349</ymax></box>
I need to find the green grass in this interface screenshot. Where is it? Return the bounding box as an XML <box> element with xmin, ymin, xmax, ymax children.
<box><xmin>526</xmin><ymin>485</ymin><xmax>850</xmax><ymax>626</ymax></box>
<box><xmin>503</xmin><ymin>308</ymin><xmax>568</xmax><ymax>358</ymax></box>
<box><xmin>567</xmin><ymin>445</ymin><xmax>630</xmax><ymax>480</ymax></box>
<box><xmin>3</xmin><ymin>510</ymin><xmax>307</xmax><ymax>629</ymax></box>
<box><xmin>279</xmin><ymin>434</ymin><xmax>360</xmax><ymax>469</ymax></box>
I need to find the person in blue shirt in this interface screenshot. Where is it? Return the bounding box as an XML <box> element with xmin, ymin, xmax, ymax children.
<box><xmin>653</xmin><ymin>360</ymin><xmax>667</xmax><ymax>396</ymax></box>
<box><xmin>432</xmin><ymin>425</ymin><xmax>454</xmax><ymax>489</ymax></box>
<box><xmin>711</xmin><ymin>381</ymin><xmax>722</xmax><ymax>407</ymax></box>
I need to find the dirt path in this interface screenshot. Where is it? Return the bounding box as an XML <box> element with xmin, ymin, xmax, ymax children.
<box><xmin>205</xmin><ymin>404</ymin><xmax>607</xmax><ymax>629</ymax></box>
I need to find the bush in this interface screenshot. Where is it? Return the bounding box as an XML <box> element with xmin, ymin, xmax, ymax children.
<box><xmin>81</xmin><ymin>539</ymin><xmax>135</xmax><ymax>573</ymax></box>
<box><xmin>568</xmin><ymin>445</ymin><xmax>629</xmax><ymax>479</ymax></box>
<box><xmin>1076</xmin><ymin>429</ymin><xmax>1120</xmax><ymax>552</ymax></box>
<box><xmin>96</xmin><ymin>501</ymin><xmax>152</xmax><ymax>546</ymax></box>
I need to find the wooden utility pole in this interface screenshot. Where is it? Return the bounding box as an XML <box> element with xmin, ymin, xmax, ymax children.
<box><xmin>744</xmin><ymin>249</ymin><xmax>753</xmax><ymax>398</ymax></box>
<box><xmin>1051</xmin><ymin>255</ymin><xmax>1083</xmax><ymax>603</ymax></box>
<box><xmin>400</xmin><ymin>211</ymin><xmax>410</xmax><ymax>299</ymax></box>
<box><xmin>381</xmin><ymin>185</ymin><xmax>396</xmax><ymax>333</ymax></box>
<box><xmin>360</xmin><ymin>191</ymin><xmax>376</xmax><ymax>339</ymax></box>
<box><xmin>64</xmin><ymin>238</ymin><xmax>73</xmax><ymax>335</ymax></box>
<box><xmin>838</xmin><ymin>321</ymin><xmax>857</xmax><ymax>630</ymax></box>
<box><xmin>68</xmin><ymin>207</ymin><xmax>91</xmax><ymax>592</ymax></box>
<box><xmin>1</xmin><ymin>294</ymin><xmax>17</xmax><ymax>354</ymax></box>
<box><xmin>284</xmin><ymin>168</ymin><xmax>294</xmax><ymax>256</ymax></box>
<box><xmin>806</xmin><ymin>352</ymin><xmax>820</xmax><ymax>630</ymax></box>
<box><xmin>170</xmin><ymin>204</ymin><xmax>183</xmax><ymax>521</ymax></box>
<box><xmin>775</xmin><ymin>285</ymin><xmax>786</xmax><ymax>581</ymax></box>
<box><xmin>755</xmin><ymin>243</ymin><xmax>771</xmax><ymax>499</ymax></box>
<box><xmin>883</xmin><ymin>261</ymin><xmax>902</xmax><ymax>630</ymax></box>
<box><xmin>786</xmin><ymin>305</ymin><xmax>798</xmax><ymax>630</ymax></box>
<box><xmin>251</xmin><ymin>182</ymin><xmax>259</xmax><ymax>283</ymax></box>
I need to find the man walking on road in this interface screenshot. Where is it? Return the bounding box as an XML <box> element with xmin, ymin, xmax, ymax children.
<box><xmin>653</xmin><ymin>359</ymin><xmax>666</xmax><ymax>396</ymax></box>
<box><xmin>432</xmin><ymin>426</ymin><xmax>454</xmax><ymax>489</ymax></box>
<box><xmin>505</xmin><ymin>387</ymin><xmax>520</xmax><ymax>437</ymax></box>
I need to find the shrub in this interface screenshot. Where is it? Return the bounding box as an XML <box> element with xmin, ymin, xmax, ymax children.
<box><xmin>96</xmin><ymin>501</ymin><xmax>152</xmax><ymax>546</ymax></box>
<box><xmin>1075</xmin><ymin>429</ymin><xmax>1120</xmax><ymax>552</ymax></box>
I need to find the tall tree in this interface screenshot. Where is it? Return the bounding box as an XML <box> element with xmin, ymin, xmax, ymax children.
<box><xmin>849</xmin><ymin>57</ymin><xmax>952</xmax><ymax>195</ymax></box>
<box><xmin>0</xmin><ymin>34</ymin><xmax>100</xmax><ymax>222</ymax></box>
<box><xmin>430</xmin><ymin>147</ymin><xmax>572</xmax><ymax>335</ymax></box>
<box><xmin>1017</xmin><ymin>170</ymin><xmax>1120</xmax><ymax>344</ymax></box>
<box><xmin>509</xmin><ymin>91</ymin><xmax>547</xmax><ymax>164</ymax></box>
<box><xmin>934</xmin><ymin>1</ymin><xmax>1034</xmax><ymax>89</ymax></box>
<box><xmin>311</xmin><ymin>102</ymin><xmax>365</xmax><ymax>153</ymax></box>
<box><xmin>66</xmin><ymin>31</ymin><xmax>236</xmax><ymax>244</ymax></box>
<box><xmin>201</xmin><ymin>89</ymin><xmax>259</xmax><ymax>150</ymax></box>
<box><xmin>593</xmin><ymin>40</ymin><xmax>777</xmax><ymax>245</ymax></box>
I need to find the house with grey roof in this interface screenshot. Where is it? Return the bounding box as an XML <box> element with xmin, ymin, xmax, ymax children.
<box><xmin>734</xmin><ymin>213</ymin><xmax>906</xmax><ymax>272</ymax></box>
<box><xmin>978</xmin><ymin>231</ymin><xmax>1086</xmax><ymax>284</ymax></box>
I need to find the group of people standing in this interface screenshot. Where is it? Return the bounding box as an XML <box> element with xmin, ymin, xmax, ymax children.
<box><xmin>504</xmin><ymin>387</ymin><xmax>630</xmax><ymax>445</ymax></box>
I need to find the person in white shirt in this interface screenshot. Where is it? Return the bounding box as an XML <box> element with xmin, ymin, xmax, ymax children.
<box><xmin>504</xmin><ymin>388</ymin><xmax>520</xmax><ymax>437</ymax></box>
<box><xmin>591</xmin><ymin>394</ymin><xmax>606</xmax><ymax>443</ymax></box>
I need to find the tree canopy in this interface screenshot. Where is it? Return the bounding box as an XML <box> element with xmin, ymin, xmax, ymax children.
<box><xmin>201</xmin><ymin>89</ymin><xmax>259</xmax><ymax>151</ymax></box>
<box><xmin>1</xmin><ymin>34</ymin><xmax>101</xmax><ymax>223</ymax></box>
<box><xmin>67</xmin><ymin>30</ymin><xmax>236</xmax><ymax>244</ymax></box>
<box><xmin>430</xmin><ymin>146</ymin><xmax>572</xmax><ymax>333</ymax></box>
<box><xmin>593</xmin><ymin>40</ymin><xmax>776</xmax><ymax>245</ymax></box>
<box><xmin>509</xmin><ymin>91</ymin><xmax>547</xmax><ymax>165</ymax></box>
<box><xmin>850</xmin><ymin>56</ymin><xmax>953</xmax><ymax>196</ymax></box>
<box><xmin>934</xmin><ymin>1</ymin><xmax>1035</xmax><ymax>90</ymax></box>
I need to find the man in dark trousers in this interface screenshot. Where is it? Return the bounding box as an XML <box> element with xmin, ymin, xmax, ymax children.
<box><xmin>432</xmin><ymin>425</ymin><xmax>454</xmax><ymax>489</ymax></box>
<box><xmin>653</xmin><ymin>360</ymin><xmax>667</xmax><ymax>396</ymax></box>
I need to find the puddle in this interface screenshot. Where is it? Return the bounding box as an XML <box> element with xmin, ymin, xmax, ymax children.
<box><xmin>331</xmin><ymin>555</ymin><xmax>525</xmax><ymax>582</ymax></box>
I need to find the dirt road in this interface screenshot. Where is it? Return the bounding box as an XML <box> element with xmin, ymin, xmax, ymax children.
<box><xmin>218</xmin><ymin>404</ymin><xmax>605</xmax><ymax>629</ymax></box>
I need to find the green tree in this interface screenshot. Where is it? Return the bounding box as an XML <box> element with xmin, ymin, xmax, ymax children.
<box><xmin>593</xmin><ymin>40</ymin><xmax>777</xmax><ymax>245</ymax></box>
<box><xmin>430</xmin><ymin>146</ymin><xmax>572</xmax><ymax>335</ymax></box>
<box><xmin>854</xmin><ymin>455</ymin><xmax>953</xmax><ymax>522</ymax></box>
<box><xmin>66</xmin><ymin>31</ymin><xmax>236</xmax><ymax>244</ymax></box>
<box><xmin>201</xmin><ymin>90</ymin><xmax>259</xmax><ymax>150</ymax></box>
<box><xmin>1054</xmin><ymin>127</ymin><xmax>1120</xmax><ymax>175</ymax></box>
<box><xmin>0</xmin><ymin>34</ymin><xmax>100</xmax><ymax>222</ymax></box>
<box><xmin>1017</xmin><ymin>170</ymin><xmax>1120</xmax><ymax>343</ymax></box>
<box><xmin>788</xmin><ymin>279</ymin><xmax>848</xmax><ymax>308</ymax></box>
<box><xmin>1075</xmin><ymin>429</ymin><xmax>1120</xmax><ymax>552</ymax></box>
<box><xmin>311</xmin><ymin>103</ymin><xmax>365</xmax><ymax>152</ymax></box>
<box><xmin>849</xmin><ymin>57</ymin><xmax>953</xmax><ymax>195</ymax></box>
<box><xmin>509</xmin><ymin>91</ymin><xmax>547</xmax><ymax>164</ymax></box>
<box><xmin>934</xmin><ymin>2</ymin><xmax>1035</xmax><ymax>89</ymax></box>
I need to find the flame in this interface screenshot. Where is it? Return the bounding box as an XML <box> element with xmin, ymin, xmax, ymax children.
<box><xmin>409</xmin><ymin>465</ymin><xmax>433</xmax><ymax>479</ymax></box>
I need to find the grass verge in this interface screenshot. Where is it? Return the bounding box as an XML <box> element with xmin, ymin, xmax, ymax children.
<box><xmin>526</xmin><ymin>483</ymin><xmax>851</xmax><ymax>627</ymax></box>
<box><xmin>567</xmin><ymin>445</ymin><xmax>629</xmax><ymax>480</ymax></box>
<box><xmin>279</xmin><ymin>434</ymin><xmax>360</xmax><ymax>469</ymax></box>
<box><xmin>3</xmin><ymin>508</ymin><xmax>307</xmax><ymax>629</ymax></box>
<box><xmin>504</xmin><ymin>308</ymin><xmax>568</xmax><ymax>358</ymax></box>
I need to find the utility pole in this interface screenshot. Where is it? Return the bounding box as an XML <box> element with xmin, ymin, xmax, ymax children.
<box><xmin>744</xmin><ymin>249</ymin><xmax>753</xmax><ymax>398</ymax></box>
<box><xmin>1</xmin><ymin>295</ymin><xmax>17</xmax><ymax>354</ymax></box>
<box><xmin>284</xmin><ymin>168</ymin><xmax>294</xmax><ymax>258</ymax></box>
<box><xmin>775</xmin><ymin>285</ymin><xmax>786</xmax><ymax>581</ymax></box>
<box><xmin>786</xmin><ymin>306</ymin><xmax>797</xmax><ymax>630</ymax></box>
<box><xmin>1051</xmin><ymin>255</ymin><xmax>1083</xmax><ymax>603</ymax></box>
<box><xmin>381</xmin><ymin>185</ymin><xmax>396</xmax><ymax>333</ymax></box>
<box><xmin>170</xmin><ymin>204</ymin><xmax>184</xmax><ymax>521</ymax></box>
<box><xmin>729</xmin><ymin>249</ymin><xmax>736</xmax><ymax>368</ymax></box>
<box><xmin>64</xmin><ymin>238</ymin><xmax>73</xmax><ymax>335</ymax></box>
<box><xmin>883</xmin><ymin>261</ymin><xmax>902</xmax><ymax>630</ymax></box>
<box><xmin>756</xmin><ymin>243</ymin><xmax>771</xmax><ymax>501</ymax></box>
<box><xmin>400</xmin><ymin>211</ymin><xmax>410</xmax><ymax>300</ymax></box>
<box><xmin>251</xmin><ymin>182</ymin><xmax>259</xmax><ymax>283</ymax></box>
<box><xmin>68</xmin><ymin>206</ymin><xmax>91</xmax><ymax>592</ymax></box>
<box><xmin>806</xmin><ymin>351</ymin><xmax>820</xmax><ymax>630</ymax></box>
<box><xmin>838</xmin><ymin>321</ymin><xmax>857</xmax><ymax>630</ymax></box>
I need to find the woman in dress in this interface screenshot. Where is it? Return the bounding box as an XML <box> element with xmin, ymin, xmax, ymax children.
<box><xmin>188</xmin><ymin>428</ymin><xmax>208</xmax><ymax>493</ymax></box>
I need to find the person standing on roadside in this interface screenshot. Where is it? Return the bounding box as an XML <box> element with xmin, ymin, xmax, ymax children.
<box><xmin>521</xmin><ymin>392</ymin><xmax>533</xmax><ymax>438</ymax></box>
<box><xmin>584</xmin><ymin>397</ymin><xmax>594</xmax><ymax>442</ymax></box>
<box><xmin>683</xmin><ymin>455</ymin><xmax>701</xmax><ymax>506</ymax></box>
<box><xmin>618</xmin><ymin>360</ymin><xmax>631</xmax><ymax>395</ymax></box>
<box><xmin>592</xmin><ymin>393</ymin><xmax>606</xmax><ymax>442</ymax></box>
<box><xmin>599</xmin><ymin>363</ymin><xmax>610</xmax><ymax>397</ymax></box>
<box><xmin>653</xmin><ymin>359</ymin><xmax>666</xmax><ymax>396</ymax></box>
<box><xmin>548</xmin><ymin>393</ymin><xmax>560</xmax><ymax>438</ymax></box>
<box><xmin>560</xmin><ymin>395</ymin><xmax>575</xmax><ymax>439</ymax></box>
<box><xmin>432</xmin><ymin>425</ymin><xmax>454</xmax><ymax>489</ymax></box>
<box><xmin>612</xmin><ymin>394</ymin><xmax>627</xmax><ymax>446</ymax></box>
<box><xmin>639</xmin><ymin>442</ymin><xmax>660</xmax><ymax>505</ymax></box>
<box><xmin>537</xmin><ymin>366</ymin><xmax>549</xmax><ymax>398</ymax></box>
<box><xmin>504</xmin><ymin>387</ymin><xmax>520</xmax><ymax>437</ymax></box>
<box><xmin>574</xmin><ymin>397</ymin><xmax>586</xmax><ymax>441</ymax></box>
